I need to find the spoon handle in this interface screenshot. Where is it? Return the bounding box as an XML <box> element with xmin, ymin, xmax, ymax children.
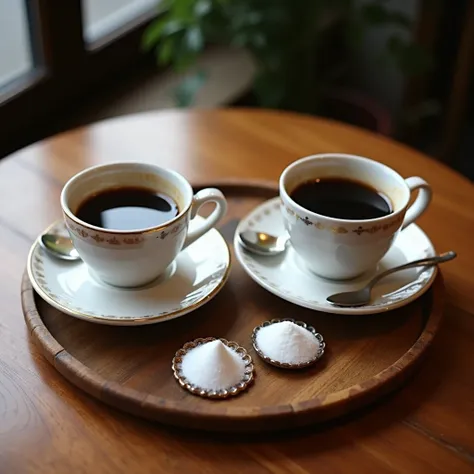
<box><xmin>369</xmin><ymin>251</ymin><xmax>457</xmax><ymax>288</ymax></box>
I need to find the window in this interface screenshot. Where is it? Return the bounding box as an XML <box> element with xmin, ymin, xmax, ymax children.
<box><xmin>0</xmin><ymin>1</ymin><xmax>34</xmax><ymax>88</ymax></box>
<box><xmin>0</xmin><ymin>0</ymin><xmax>160</xmax><ymax>158</ymax></box>
<box><xmin>83</xmin><ymin>0</ymin><xmax>159</xmax><ymax>44</ymax></box>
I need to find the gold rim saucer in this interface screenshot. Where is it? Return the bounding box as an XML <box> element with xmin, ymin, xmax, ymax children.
<box><xmin>251</xmin><ymin>318</ymin><xmax>325</xmax><ymax>369</ymax></box>
<box><xmin>27</xmin><ymin>220</ymin><xmax>231</xmax><ymax>326</ymax></box>
<box><xmin>172</xmin><ymin>337</ymin><xmax>255</xmax><ymax>399</ymax></box>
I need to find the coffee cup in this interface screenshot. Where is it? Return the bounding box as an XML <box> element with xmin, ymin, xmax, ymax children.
<box><xmin>279</xmin><ymin>153</ymin><xmax>432</xmax><ymax>280</ymax></box>
<box><xmin>60</xmin><ymin>162</ymin><xmax>227</xmax><ymax>287</ymax></box>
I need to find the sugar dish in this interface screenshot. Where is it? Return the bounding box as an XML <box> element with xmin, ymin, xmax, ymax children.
<box><xmin>252</xmin><ymin>318</ymin><xmax>325</xmax><ymax>369</ymax></box>
<box><xmin>172</xmin><ymin>337</ymin><xmax>254</xmax><ymax>399</ymax></box>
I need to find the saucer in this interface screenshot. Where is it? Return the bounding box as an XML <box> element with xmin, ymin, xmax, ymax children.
<box><xmin>234</xmin><ymin>198</ymin><xmax>437</xmax><ymax>315</ymax></box>
<box><xmin>28</xmin><ymin>220</ymin><xmax>231</xmax><ymax>326</ymax></box>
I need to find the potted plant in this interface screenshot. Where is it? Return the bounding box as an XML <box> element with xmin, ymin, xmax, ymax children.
<box><xmin>142</xmin><ymin>0</ymin><xmax>430</xmax><ymax>134</ymax></box>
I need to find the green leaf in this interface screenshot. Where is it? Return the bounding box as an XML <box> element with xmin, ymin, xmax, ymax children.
<box><xmin>174</xmin><ymin>70</ymin><xmax>207</xmax><ymax>107</ymax></box>
<box><xmin>194</xmin><ymin>0</ymin><xmax>211</xmax><ymax>17</ymax></box>
<box><xmin>247</xmin><ymin>12</ymin><xmax>263</xmax><ymax>26</ymax></box>
<box><xmin>157</xmin><ymin>37</ymin><xmax>175</xmax><ymax>65</ymax></box>
<box><xmin>230</xmin><ymin>33</ymin><xmax>248</xmax><ymax>47</ymax></box>
<box><xmin>170</xmin><ymin>0</ymin><xmax>196</xmax><ymax>22</ymax></box>
<box><xmin>162</xmin><ymin>20</ymin><xmax>187</xmax><ymax>36</ymax></box>
<box><xmin>175</xmin><ymin>52</ymin><xmax>199</xmax><ymax>72</ymax></box>
<box><xmin>251</xmin><ymin>33</ymin><xmax>266</xmax><ymax>49</ymax></box>
<box><xmin>141</xmin><ymin>17</ymin><xmax>188</xmax><ymax>51</ymax></box>
<box><xmin>186</xmin><ymin>27</ymin><xmax>204</xmax><ymax>52</ymax></box>
<box><xmin>172</xmin><ymin>35</ymin><xmax>200</xmax><ymax>72</ymax></box>
<box><xmin>142</xmin><ymin>18</ymin><xmax>168</xmax><ymax>50</ymax></box>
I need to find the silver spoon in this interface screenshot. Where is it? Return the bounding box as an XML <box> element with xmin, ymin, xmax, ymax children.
<box><xmin>326</xmin><ymin>251</ymin><xmax>457</xmax><ymax>307</ymax></box>
<box><xmin>238</xmin><ymin>230</ymin><xmax>290</xmax><ymax>256</ymax></box>
<box><xmin>40</xmin><ymin>234</ymin><xmax>81</xmax><ymax>261</ymax></box>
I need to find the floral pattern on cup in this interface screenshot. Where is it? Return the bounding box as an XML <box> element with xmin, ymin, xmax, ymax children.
<box><xmin>282</xmin><ymin>204</ymin><xmax>404</xmax><ymax>235</ymax></box>
<box><xmin>64</xmin><ymin>213</ymin><xmax>187</xmax><ymax>247</ymax></box>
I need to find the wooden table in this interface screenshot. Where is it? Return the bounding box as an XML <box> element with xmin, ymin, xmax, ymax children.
<box><xmin>1</xmin><ymin>109</ymin><xmax>473</xmax><ymax>473</ymax></box>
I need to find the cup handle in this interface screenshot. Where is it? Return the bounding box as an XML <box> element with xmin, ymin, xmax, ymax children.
<box><xmin>182</xmin><ymin>188</ymin><xmax>227</xmax><ymax>249</ymax></box>
<box><xmin>402</xmin><ymin>177</ymin><xmax>432</xmax><ymax>230</ymax></box>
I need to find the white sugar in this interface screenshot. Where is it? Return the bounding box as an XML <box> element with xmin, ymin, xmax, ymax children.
<box><xmin>181</xmin><ymin>340</ymin><xmax>246</xmax><ymax>391</ymax></box>
<box><xmin>256</xmin><ymin>321</ymin><xmax>320</xmax><ymax>365</ymax></box>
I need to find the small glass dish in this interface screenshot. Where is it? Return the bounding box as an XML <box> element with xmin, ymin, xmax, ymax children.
<box><xmin>172</xmin><ymin>337</ymin><xmax>255</xmax><ymax>399</ymax></box>
<box><xmin>251</xmin><ymin>318</ymin><xmax>325</xmax><ymax>369</ymax></box>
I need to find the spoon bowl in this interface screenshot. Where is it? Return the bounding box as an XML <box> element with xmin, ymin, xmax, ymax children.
<box><xmin>238</xmin><ymin>230</ymin><xmax>290</xmax><ymax>256</ymax></box>
<box><xmin>40</xmin><ymin>234</ymin><xmax>81</xmax><ymax>261</ymax></box>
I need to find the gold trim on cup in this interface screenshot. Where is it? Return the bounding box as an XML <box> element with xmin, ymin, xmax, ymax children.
<box><xmin>62</xmin><ymin>202</ymin><xmax>192</xmax><ymax>237</ymax></box>
<box><xmin>282</xmin><ymin>204</ymin><xmax>404</xmax><ymax>236</ymax></box>
<box><xmin>64</xmin><ymin>213</ymin><xmax>189</xmax><ymax>247</ymax></box>
<box><xmin>60</xmin><ymin>162</ymin><xmax>194</xmax><ymax>236</ymax></box>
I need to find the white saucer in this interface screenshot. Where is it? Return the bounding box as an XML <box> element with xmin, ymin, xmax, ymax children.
<box><xmin>234</xmin><ymin>198</ymin><xmax>437</xmax><ymax>315</ymax></box>
<box><xmin>28</xmin><ymin>220</ymin><xmax>231</xmax><ymax>326</ymax></box>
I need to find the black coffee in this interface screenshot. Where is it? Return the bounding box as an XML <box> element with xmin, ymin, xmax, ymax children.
<box><xmin>76</xmin><ymin>187</ymin><xmax>179</xmax><ymax>230</ymax></box>
<box><xmin>290</xmin><ymin>178</ymin><xmax>392</xmax><ymax>220</ymax></box>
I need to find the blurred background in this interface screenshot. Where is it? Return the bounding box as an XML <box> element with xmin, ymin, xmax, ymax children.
<box><xmin>0</xmin><ymin>0</ymin><xmax>473</xmax><ymax>180</ymax></box>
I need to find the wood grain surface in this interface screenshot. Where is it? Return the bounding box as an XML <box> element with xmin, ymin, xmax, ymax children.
<box><xmin>21</xmin><ymin>182</ymin><xmax>445</xmax><ymax>433</ymax></box>
<box><xmin>1</xmin><ymin>109</ymin><xmax>474</xmax><ymax>472</ymax></box>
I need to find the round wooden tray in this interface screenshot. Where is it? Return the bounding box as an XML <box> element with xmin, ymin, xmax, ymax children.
<box><xmin>21</xmin><ymin>180</ymin><xmax>444</xmax><ymax>432</ymax></box>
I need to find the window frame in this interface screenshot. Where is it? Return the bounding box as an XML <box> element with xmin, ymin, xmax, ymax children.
<box><xmin>0</xmin><ymin>0</ymin><xmax>159</xmax><ymax>158</ymax></box>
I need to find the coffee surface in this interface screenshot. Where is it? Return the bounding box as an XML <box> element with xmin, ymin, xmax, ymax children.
<box><xmin>76</xmin><ymin>187</ymin><xmax>179</xmax><ymax>230</ymax></box>
<box><xmin>290</xmin><ymin>178</ymin><xmax>392</xmax><ymax>220</ymax></box>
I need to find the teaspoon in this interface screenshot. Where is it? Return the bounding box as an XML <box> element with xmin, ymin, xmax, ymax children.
<box><xmin>326</xmin><ymin>251</ymin><xmax>457</xmax><ymax>307</ymax></box>
<box><xmin>40</xmin><ymin>234</ymin><xmax>81</xmax><ymax>261</ymax></box>
<box><xmin>238</xmin><ymin>230</ymin><xmax>290</xmax><ymax>256</ymax></box>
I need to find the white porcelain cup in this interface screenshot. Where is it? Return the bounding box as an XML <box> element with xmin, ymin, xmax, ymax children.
<box><xmin>280</xmin><ymin>153</ymin><xmax>432</xmax><ymax>280</ymax></box>
<box><xmin>61</xmin><ymin>162</ymin><xmax>227</xmax><ymax>287</ymax></box>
